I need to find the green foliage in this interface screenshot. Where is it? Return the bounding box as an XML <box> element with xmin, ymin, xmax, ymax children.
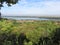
<box><xmin>24</xmin><ymin>41</ymin><xmax>33</xmax><ymax>45</ymax></box>
<box><xmin>0</xmin><ymin>0</ymin><xmax>19</xmax><ymax>7</ymax></box>
<box><xmin>0</xmin><ymin>19</ymin><xmax>60</xmax><ymax>45</ymax></box>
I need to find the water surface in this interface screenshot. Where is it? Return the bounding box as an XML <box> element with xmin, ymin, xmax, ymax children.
<box><xmin>2</xmin><ymin>16</ymin><xmax>60</xmax><ymax>21</ymax></box>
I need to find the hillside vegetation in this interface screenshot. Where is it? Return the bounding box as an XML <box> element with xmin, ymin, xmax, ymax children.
<box><xmin>0</xmin><ymin>18</ymin><xmax>60</xmax><ymax>45</ymax></box>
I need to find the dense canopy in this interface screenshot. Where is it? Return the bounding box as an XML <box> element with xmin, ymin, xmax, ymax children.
<box><xmin>0</xmin><ymin>0</ymin><xmax>19</xmax><ymax>7</ymax></box>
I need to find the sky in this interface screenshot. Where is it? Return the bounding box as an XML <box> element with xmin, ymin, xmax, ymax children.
<box><xmin>1</xmin><ymin>0</ymin><xmax>60</xmax><ymax>16</ymax></box>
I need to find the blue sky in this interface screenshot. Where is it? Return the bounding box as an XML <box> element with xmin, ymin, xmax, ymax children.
<box><xmin>1</xmin><ymin>0</ymin><xmax>60</xmax><ymax>16</ymax></box>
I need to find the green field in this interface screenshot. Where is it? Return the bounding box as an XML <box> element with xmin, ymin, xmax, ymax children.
<box><xmin>0</xmin><ymin>18</ymin><xmax>60</xmax><ymax>45</ymax></box>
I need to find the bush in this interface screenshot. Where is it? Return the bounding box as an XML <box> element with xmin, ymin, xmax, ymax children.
<box><xmin>0</xmin><ymin>19</ymin><xmax>60</xmax><ymax>45</ymax></box>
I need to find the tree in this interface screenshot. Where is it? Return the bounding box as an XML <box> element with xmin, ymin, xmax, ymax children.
<box><xmin>0</xmin><ymin>0</ymin><xmax>19</xmax><ymax>19</ymax></box>
<box><xmin>52</xmin><ymin>28</ymin><xmax>60</xmax><ymax>45</ymax></box>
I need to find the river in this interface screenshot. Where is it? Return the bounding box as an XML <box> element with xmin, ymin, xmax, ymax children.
<box><xmin>2</xmin><ymin>16</ymin><xmax>60</xmax><ymax>21</ymax></box>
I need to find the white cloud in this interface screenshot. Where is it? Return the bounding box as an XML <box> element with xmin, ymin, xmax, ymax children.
<box><xmin>1</xmin><ymin>1</ymin><xmax>60</xmax><ymax>16</ymax></box>
<box><xmin>18</xmin><ymin>1</ymin><xmax>60</xmax><ymax>16</ymax></box>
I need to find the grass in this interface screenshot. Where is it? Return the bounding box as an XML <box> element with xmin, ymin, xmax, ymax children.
<box><xmin>0</xmin><ymin>18</ymin><xmax>60</xmax><ymax>45</ymax></box>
